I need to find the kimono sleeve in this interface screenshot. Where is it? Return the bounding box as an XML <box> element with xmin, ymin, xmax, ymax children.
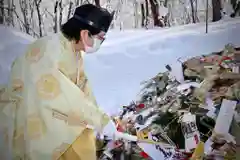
<box><xmin>8</xmin><ymin>57</ymin><xmax>25</xmax><ymax>99</ymax></box>
<box><xmin>32</xmin><ymin>66</ymin><xmax>110</xmax><ymax>132</ymax></box>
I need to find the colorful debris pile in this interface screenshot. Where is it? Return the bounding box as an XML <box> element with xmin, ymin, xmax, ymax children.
<box><xmin>97</xmin><ymin>44</ymin><xmax>240</xmax><ymax>160</ymax></box>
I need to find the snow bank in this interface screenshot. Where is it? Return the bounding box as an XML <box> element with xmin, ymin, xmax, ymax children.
<box><xmin>1</xmin><ymin>18</ymin><xmax>240</xmax><ymax>115</ymax></box>
<box><xmin>84</xmin><ymin>18</ymin><xmax>240</xmax><ymax>114</ymax></box>
<box><xmin>0</xmin><ymin>25</ymin><xmax>34</xmax><ymax>84</ymax></box>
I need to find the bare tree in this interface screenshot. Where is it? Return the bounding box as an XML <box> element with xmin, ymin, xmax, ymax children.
<box><xmin>75</xmin><ymin>0</ymin><xmax>83</xmax><ymax>6</ymax></box>
<box><xmin>59</xmin><ymin>0</ymin><xmax>63</xmax><ymax>27</ymax></box>
<box><xmin>11</xmin><ymin>3</ymin><xmax>39</xmax><ymax>36</ymax></box>
<box><xmin>0</xmin><ymin>0</ymin><xmax>4</xmax><ymax>24</ymax></box>
<box><xmin>141</xmin><ymin>3</ymin><xmax>145</xmax><ymax>27</ymax></box>
<box><xmin>28</xmin><ymin>0</ymin><xmax>34</xmax><ymax>28</ymax></box>
<box><xmin>53</xmin><ymin>1</ymin><xmax>58</xmax><ymax>33</ymax></box>
<box><xmin>3</xmin><ymin>0</ymin><xmax>14</xmax><ymax>26</ymax></box>
<box><xmin>34</xmin><ymin>0</ymin><xmax>43</xmax><ymax>37</ymax></box>
<box><xmin>206</xmin><ymin>0</ymin><xmax>209</xmax><ymax>33</ymax></box>
<box><xmin>189</xmin><ymin>0</ymin><xmax>196</xmax><ymax>23</ymax></box>
<box><xmin>230</xmin><ymin>0</ymin><xmax>240</xmax><ymax>17</ymax></box>
<box><xmin>149</xmin><ymin>0</ymin><xmax>163</xmax><ymax>27</ymax></box>
<box><xmin>164</xmin><ymin>0</ymin><xmax>168</xmax><ymax>7</ymax></box>
<box><xmin>76</xmin><ymin>0</ymin><xmax>80</xmax><ymax>6</ymax></box>
<box><xmin>94</xmin><ymin>0</ymin><xmax>100</xmax><ymax>7</ymax></box>
<box><xmin>67</xmin><ymin>2</ymin><xmax>73</xmax><ymax>20</ymax></box>
<box><xmin>19</xmin><ymin>0</ymin><xmax>31</xmax><ymax>34</ymax></box>
<box><xmin>145</xmin><ymin>0</ymin><xmax>149</xmax><ymax>28</ymax></box>
<box><xmin>195</xmin><ymin>0</ymin><xmax>199</xmax><ymax>22</ymax></box>
<box><xmin>212</xmin><ymin>0</ymin><xmax>222</xmax><ymax>22</ymax></box>
<box><xmin>133</xmin><ymin>0</ymin><xmax>138</xmax><ymax>28</ymax></box>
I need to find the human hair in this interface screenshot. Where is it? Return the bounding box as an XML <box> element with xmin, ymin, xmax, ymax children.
<box><xmin>60</xmin><ymin>18</ymin><xmax>101</xmax><ymax>42</ymax></box>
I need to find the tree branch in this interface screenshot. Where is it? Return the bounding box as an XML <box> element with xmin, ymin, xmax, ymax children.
<box><xmin>34</xmin><ymin>0</ymin><xmax>43</xmax><ymax>37</ymax></box>
<box><xmin>67</xmin><ymin>2</ymin><xmax>73</xmax><ymax>20</ymax></box>
<box><xmin>0</xmin><ymin>5</ymin><xmax>14</xmax><ymax>11</ymax></box>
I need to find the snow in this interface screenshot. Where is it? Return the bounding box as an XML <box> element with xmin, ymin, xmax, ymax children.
<box><xmin>1</xmin><ymin>18</ymin><xmax>240</xmax><ymax>116</ymax></box>
<box><xmin>0</xmin><ymin>25</ymin><xmax>35</xmax><ymax>86</ymax></box>
<box><xmin>85</xmin><ymin>18</ymin><xmax>240</xmax><ymax>115</ymax></box>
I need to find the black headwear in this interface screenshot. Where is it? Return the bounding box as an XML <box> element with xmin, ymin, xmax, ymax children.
<box><xmin>72</xmin><ymin>4</ymin><xmax>114</xmax><ymax>33</ymax></box>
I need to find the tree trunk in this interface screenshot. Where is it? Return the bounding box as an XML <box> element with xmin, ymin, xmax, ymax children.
<box><xmin>145</xmin><ymin>0</ymin><xmax>149</xmax><ymax>27</ymax></box>
<box><xmin>94</xmin><ymin>0</ymin><xmax>100</xmax><ymax>7</ymax></box>
<box><xmin>195</xmin><ymin>0</ymin><xmax>199</xmax><ymax>22</ymax></box>
<box><xmin>212</xmin><ymin>0</ymin><xmax>222</xmax><ymax>22</ymax></box>
<box><xmin>34</xmin><ymin>0</ymin><xmax>43</xmax><ymax>37</ymax></box>
<box><xmin>189</xmin><ymin>0</ymin><xmax>196</xmax><ymax>23</ymax></box>
<box><xmin>19</xmin><ymin>0</ymin><xmax>30</xmax><ymax>34</ymax></box>
<box><xmin>149</xmin><ymin>0</ymin><xmax>162</xmax><ymax>27</ymax></box>
<box><xmin>11</xmin><ymin>0</ymin><xmax>14</xmax><ymax>26</ymax></box>
<box><xmin>235</xmin><ymin>2</ymin><xmax>240</xmax><ymax>16</ymax></box>
<box><xmin>7</xmin><ymin>0</ymin><xmax>13</xmax><ymax>25</ymax></box>
<box><xmin>67</xmin><ymin>2</ymin><xmax>73</xmax><ymax>20</ymax></box>
<box><xmin>76</xmin><ymin>0</ymin><xmax>80</xmax><ymax>6</ymax></box>
<box><xmin>164</xmin><ymin>0</ymin><xmax>168</xmax><ymax>7</ymax></box>
<box><xmin>59</xmin><ymin>0</ymin><xmax>63</xmax><ymax>27</ymax></box>
<box><xmin>28</xmin><ymin>1</ymin><xmax>33</xmax><ymax>27</ymax></box>
<box><xmin>230</xmin><ymin>0</ymin><xmax>240</xmax><ymax>17</ymax></box>
<box><xmin>141</xmin><ymin>3</ymin><xmax>145</xmax><ymax>27</ymax></box>
<box><xmin>53</xmin><ymin>1</ymin><xmax>58</xmax><ymax>33</ymax></box>
<box><xmin>133</xmin><ymin>0</ymin><xmax>138</xmax><ymax>28</ymax></box>
<box><xmin>206</xmin><ymin>0</ymin><xmax>209</xmax><ymax>33</ymax></box>
<box><xmin>0</xmin><ymin>0</ymin><xmax>4</xmax><ymax>24</ymax></box>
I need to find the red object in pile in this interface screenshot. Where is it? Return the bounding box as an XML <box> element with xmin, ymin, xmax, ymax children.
<box><xmin>114</xmin><ymin>140</ymin><xmax>123</xmax><ymax>148</ymax></box>
<box><xmin>116</xmin><ymin>123</ymin><xmax>125</xmax><ymax>132</ymax></box>
<box><xmin>194</xmin><ymin>134</ymin><xmax>199</xmax><ymax>144</ymax></box>
<box><xmin>219</xmin><ymin>56</ymin><xmax>232</xmax><ymax>65</ymax></box>
<box><xmin>116</xmin><ymin>125</ymin><xmax>124</xmax><ymax>132</ymax></box>
<box><xmin>137</xmin><ymin>103</ymin><xmax>145</xmax><ymax>109</ymax></box>
<box><xmin>140</xmin><ymin>151</ymin><xmax>149</xmax><ymax>159</ymax></box>
<box><xmin>200</xmin><ymin>55</ymin><xmax>233</xmax><ymax>65</ymax></box>
<box><xmin>183</xmin><ymin>152</ymin><xmax>193</xmax><ymax>160</ymax></box>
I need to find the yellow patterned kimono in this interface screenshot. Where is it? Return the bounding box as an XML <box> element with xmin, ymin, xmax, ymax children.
<box><xmin>0</xmin><ymin>33</ymin><xmax>110</xmax><ymax>160</ymax></box>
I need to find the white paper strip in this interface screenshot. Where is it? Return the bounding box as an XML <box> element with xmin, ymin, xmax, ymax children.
<box><xmin>204</xmin><ymin>138</ymin><xmax>213</xmax><ymax>154</ymax></box>
<box><xmin>214</xmin><ymin>99</ymin><xmax>237</xmax><ymax>135</ymax></box>
<box><xmin>171</xmin><ymin>61</ymin><xmax>185</xmax><ymax>84</ymax></box>
<box><xmin>114</xmin><ymin>131</ymin><xmax>138</xmax><ymax>141</ymax></box>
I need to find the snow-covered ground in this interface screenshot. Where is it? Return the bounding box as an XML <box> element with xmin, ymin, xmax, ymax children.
<box><xmin>85</xmin><ymin>17</ymin><xmax>240</xmax><ymax>115</ymax></box>
<box><xmin>1</xmin><ymin>18</ymin><xmax>240</xmax><ymax>116</ymax></box>
<box><xmin>0</xmin><ymin>25</ymin><xmax>34</xmax><ymax>85</ymax></box>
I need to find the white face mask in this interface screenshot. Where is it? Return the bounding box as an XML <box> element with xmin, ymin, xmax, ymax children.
<box><xmin>84</xmin><ymin>37</ymin><xmax>102</xmax><ymax>53</ymax></box>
